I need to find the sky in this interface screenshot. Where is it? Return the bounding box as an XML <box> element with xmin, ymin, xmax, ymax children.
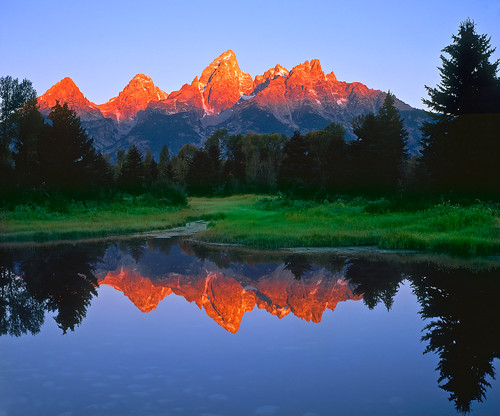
<box><xmin>1</xmin><ymin>0</ymin><xmax>499</xmax><ymax>110</ymax></box>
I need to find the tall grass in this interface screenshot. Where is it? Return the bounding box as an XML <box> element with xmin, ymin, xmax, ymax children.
<box><xmin>196</xmin><ymin>196</ymin><xmax>500</xmax><ymax>256</ymax></box>
<box><xmin>1</xmin><ymin>194</ymin><xmax>499</xmax><ymax>256</ymax></box>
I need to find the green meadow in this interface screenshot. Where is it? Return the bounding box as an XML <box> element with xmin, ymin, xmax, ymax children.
<box><xmin>1</xmin><ymin>194</ymin><xmax>499</xmax><ymax>256</ymax></box>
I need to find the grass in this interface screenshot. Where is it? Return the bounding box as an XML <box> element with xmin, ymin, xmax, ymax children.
<box><xmin>1</xmin><ymin>194</ymin><xmax>499</xmax><ymax>256</ymax></box>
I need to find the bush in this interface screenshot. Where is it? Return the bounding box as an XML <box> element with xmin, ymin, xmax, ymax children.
<box><xmin>149</xmin><ymin>179</ymin><xmax>187</xmax><ymax>207</ymax></box>
<box><xmin>426</xmin><ymin>203</ymin><xmax>495</xmax><ymax>231</ymax></box>
<box><xmin>255</xmin><ymin>194</ymin><xmax>319</xmax><ymax>211</ymax></box>
<box><xmin>363</xmin><ymin>198</ymin><xmax>392</xmax><ymax>214</ymax></box>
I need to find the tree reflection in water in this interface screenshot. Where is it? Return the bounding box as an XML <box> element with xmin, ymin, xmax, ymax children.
<box><xmin>0</xmin><ymin>243</ymin><xmax>107</xmax><ymax>335</ymax></box>
<box><xmin>284</xmin><ymin>254</ymin><xmax>312</xmax><ymax>280</ymax></box>
<box><xmin>412</xmin><ymin>266</ymin><xmax>500</xmax><ymax>414</ymax></box>
<box><xmin>342</xmin><ymin>256</ymin><xmax>500</xmax><ymax>414</ymax></box>
<box><xmin>0</xmin><ymin>239</ymin><xmax>499</xmax><ymax>413</ymax></box>
<box><xmin>0</xmin><ymin>251</ymin><xmax>45</xmax><ymax>336</ymax></box>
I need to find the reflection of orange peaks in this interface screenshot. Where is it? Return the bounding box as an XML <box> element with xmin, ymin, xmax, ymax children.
<box><xmin>155</xmin><ymin>271</ymin><xmax>255</xmax><ymax>333</ymax></box>
<box><xmin>254</xmin><ymin>275</ymin><xmax>362</xmax><ymax>323</ymax></box>
<box><xmin>198</xmin><ymin>272</ymin><xmax>257</xmax><ymax>333</ymax></box>
<box><xmin>99</xmin><ymin>265</ymin><xmax>362</xmax><ymax>333</ymax></box>
<box><xmin>99</xmin><ymin>268</ymin><xmax>172</xmax><ymax>313</ymax></box>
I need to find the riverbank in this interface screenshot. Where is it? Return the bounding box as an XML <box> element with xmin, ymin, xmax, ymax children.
<box><xmin>1</xmin><ymin>195</ymin><xmax>499</xmax><ymax>256</ymax></box>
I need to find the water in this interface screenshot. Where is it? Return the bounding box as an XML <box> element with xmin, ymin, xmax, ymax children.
<box><xmin>0</xmin><ymin>237</ymin><xmax>499</xmax><ymax>416</ymax></box>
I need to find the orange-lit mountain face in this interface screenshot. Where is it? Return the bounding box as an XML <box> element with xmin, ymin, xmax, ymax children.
<box><xmin>100</xmin><ymin>267</ymin><xmax>172</xmax><ymax>313</ymax></box>
<box><xmin>97</xmin><ymin>74</ymin><xmax>168</xmax><ymax>122</ymax></box>
<box><xmin>98</xmin><ymin>265</ymin><xmax>362</xmax><ymax>333</ymax></box>
<box><xmin>37</xmin><ymin>77</ymin><xmax>104</xmax><ymax>121</ymax></box>
<box><xmin>150</xmin><ymin>50</ymin><xmax>253</xmax><ymax>115</ymax></box>
<box><xmin>37</xmin><ymin>50</ymin><xmax>425</xmax><ymax>154</ymax></box>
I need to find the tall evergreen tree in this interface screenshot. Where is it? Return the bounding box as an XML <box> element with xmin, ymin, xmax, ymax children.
<box><xmin>38</xmin><ymin>102</ymin><xmax>96</xmax><ymax>190</ymax></box>
<box><xmin>172</xmin><ymin>144</ymin><xmax>198</xmax><ymax>184</ymax></box>
<box><xmin>223</xmin><ymin>133</ymin><xmax>246</xmax><ymax>188</ymax></box>
<box><xmin>305</xmin><ymin>122</ymin><xmax>347</xmax><ymax>191</ymax></box>
<box><xmin>89</xmin><ymin>151</ymin><xmax>114</xmax><ymax>189</ymax></box>
<box><xmin>351</xmin><ymin>92</ymin><xmax>408</xmax><ymax>191</ymax></box>
<box><xmin>186</xmin><ymin>149</ymin><xmax>214</xmax><ymax>193</ymax></box>
<box><xmin>143</xmin><ymin>147</ymin><xmax>158</xmax><ymax>184</ymax></box>
<box><xmin>119</xmin><ymin>145</ymin><xmax>145</xmax><ymax>190</ymax></box>
<box><xmin>420</xmin><ymin>19</ymin><xmax>500</xmax><ymax>195</ymax></box>
<box><xmin>158</xmin><ymin>144</ymin><xmax>173</xmax><ymax>180</ymax></box>
<box><xmin>278</xmin><ymin>131</ymin><xmax>314</xmax><ymax>194</ymax></box>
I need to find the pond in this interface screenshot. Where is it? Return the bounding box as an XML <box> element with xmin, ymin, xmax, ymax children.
<box><xmin>0</xmin><ymin>237</ymin><xmax>499</xmax><ymax>416</ymax></box>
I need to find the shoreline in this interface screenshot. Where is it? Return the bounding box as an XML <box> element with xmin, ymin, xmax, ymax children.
<box><xmin>1</xmin><ymin>195</ymin><xmax>499</xmax><ymax>257</ymax></box>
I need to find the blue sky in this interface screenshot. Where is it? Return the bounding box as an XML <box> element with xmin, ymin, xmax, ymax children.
<box><xmin>1</xmin><ymin>0</ymin><xmax>499</xmax><ymax>109</ymax></box>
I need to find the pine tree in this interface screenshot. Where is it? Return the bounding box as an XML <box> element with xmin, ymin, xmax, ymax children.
<box><xmin>351</xmin><ymin>92</ymin><xmax>408</xmax><ymax>191</ymax></box>
<box><xmin>143</xmin><ymin>147</ymin><xmax>158</xmax><ymax>184</ymax></box>
<box><xmin>278</xmin><ymin>131</ymin><xmax>314</xmax><ymax>194</ymax></box>
<box><xmin>119</xmin><ymin>145</ymin><xmax>145</xmax><ymax>190</ymax></box>
<box><xmin>420</xmin><ymin>19</ymin><xmax>500</xmax><ymax>195</ymax></box>
<box><xmin>158</xmin><ymin>145</ymin><xmax>173</xmax><ymax>179</ymax></box>
<box><xmin>89</xmin><ymin>152</ymin><xmax>114</xmax><ymax>189</ymax></box>
<box><xmin>38</xmin><ymin>102</ymin><xmax>95</xmax><ymax>190</ymax></box>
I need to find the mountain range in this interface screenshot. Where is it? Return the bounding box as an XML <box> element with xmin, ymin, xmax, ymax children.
<box><xmin>37</xmin><ymin>50</ymin><xmax>427</xmax><ymax>156</ymax></box>
<box><xmin>98</xmin><ymin>263</ymin><xmax>361</xmax><ymax>333</ymax></box>
<box><xmin>95</xmin><ymin>241</ymin><xmax>361</xmax><ymax>333</ymax></box>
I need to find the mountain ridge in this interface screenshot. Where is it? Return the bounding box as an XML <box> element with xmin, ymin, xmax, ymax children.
<box><xmin>37</xmin><ymin>50</ymin><xmax>427</xmax><ymax>155</ymax></box>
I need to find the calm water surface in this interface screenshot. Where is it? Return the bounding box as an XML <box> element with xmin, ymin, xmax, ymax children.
<box><xmin>0</xmin><ymin>238</ymin><xmax>499</xmax><ymax>416</ymax></box>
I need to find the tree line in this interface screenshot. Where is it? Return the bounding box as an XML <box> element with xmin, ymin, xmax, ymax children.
<box><xmin>1</xmin><ymin>19</ymin><xmax>499</xmax><ymax>202</ymax></box>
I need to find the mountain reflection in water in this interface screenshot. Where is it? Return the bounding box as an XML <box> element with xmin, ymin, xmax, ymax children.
<box><xmin>0</xmin><ymin>238</ymin><xmax>499</xmax><ymax>414</ymax></box>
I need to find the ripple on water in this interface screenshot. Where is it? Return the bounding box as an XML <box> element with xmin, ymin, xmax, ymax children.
<box><xmin>208</xmin><ymin>393</ymin><xmax>228</xmax><ymax>400</ymax></box>
<box><xmin>255</xmin><ymin>405</ymin><xmax>280</xmax><ymax>415</ymax></box>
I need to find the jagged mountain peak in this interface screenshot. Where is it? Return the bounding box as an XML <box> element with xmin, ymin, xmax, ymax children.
<box><xmin>55</xmin><ymin>76</ymin><xmax>78</xmax><ymax>89</ymax></box>
<box><xmin>37</xmin><ymin>77</ymin><xmax>103</xmax><ymax>120</ymax></box>
<box><xmin>199</xmin><ymin>50</ymin><xmax>240</xmax><ymax>85</ymax></box>
<box><xmin>289</xmin><ymin>59</ymin><xmax>327</xmax><ymax>80</ymax></box>
<box><xmin>38</xmin><ymin>51</ymin><xmax>426</xmax><ymax>156</ymax></box>
<box><xmin>98</xmin><ymin>74</ymin><xmax>168</xmax><ymax>122</ymax></box>
<box><xmin>195</xmin><ymin>50</ymin><xmax>253</xmax><ymax>113</ymax></box>
<box><xmin>254</xmin><ymin>64</ymin><xmax>290</xmax><ymax>90</ymax></box>
<box><xmin>39</xmin><ymin>76</ymin><xmax>85</xmax><ymax>100</ymax></box>
<box><xmin>131</xmin><ymin>73</ymin><xmax>153</xmax><ymax>82</ymax></box>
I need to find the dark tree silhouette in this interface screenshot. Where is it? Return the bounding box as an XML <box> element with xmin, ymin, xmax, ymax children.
<box><xmin>351</xmin><ymin>92</ymin><xmax>408</xmax><ymax>191</ymax></box>
<box><xmin>284</xmin><ymin>254</ymin><xmax>312</xmax><ymax>280</ymax></box>
<box><xmin>12</xmin><ymin>99</ymin><xmax>45</xmax><ymax>187</ymax></box>
<box><xmin>420</xmin><ymin>19</ymin><xmax>500</xmax><ymax>195</ymax></box>
<box><xmin>143</xmin><ymin>147</ymin><xmax>158</xmax><ymax>184</ymax></box>
<box><xmin>0</xmin><ymin>251</ymin><xmax>45</xmax><ymax>336</ymax></box>
<box><xmin>345</xmin><ymin>257</ymin><xmax>403</xmax><ymax>310</ymax></box>
<box><xmin>223</xmin><ymin>133</ymin><xmax>246</xmax><ymax>190</ymax></box>
<box><xmin>278</xmin><ymin>131</ymin><xmax>314</xmax><ymax>195</ymax></box>
<box><xmin>158</xmin><ymin>144</ymin><xmax>174</xmax><ymax>180</ymax></box>
<box><xmin>89</xmin><ymin>151</ymin><xmax>114</xmax><ymax>189</ymax></box>
<box><xmin>412</xmin><ymin>265</ymin><xmax>500</xmax><ymax>414</ymax></box>
<box><xmin>186</xmin><ymin>149</ymin><xmax>214</xmax><ymax>194</ymax></box>
<box><xmin>305</xmin><ymin>122</ymin><xmax>347</xmax><ymax>191</ymax></box>
<box><xmin>38</xmin><ymin>102</ymin><xmax>96</xmax><ymax>190</ymax></box>
<box><xmin>119</xmin><ymin>145</ymin><xmax>145</xmax><ymax>190</ymax></box>
<box><xmin>18</xmin><ymin>244</ymin><xmax>105</xmax><ymax>334</ymax></box>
